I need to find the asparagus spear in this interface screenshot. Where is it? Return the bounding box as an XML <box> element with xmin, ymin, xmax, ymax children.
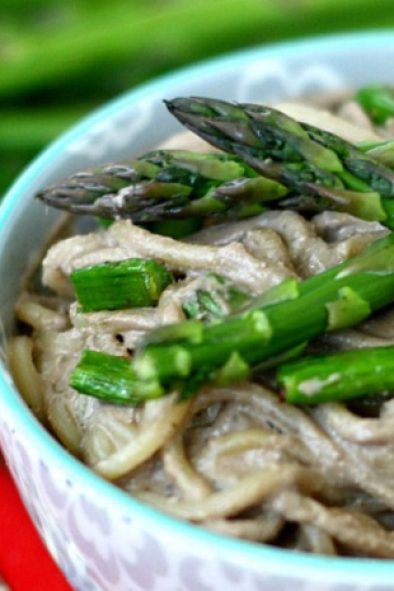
<box><xmin>35</xmin><ymin>139</ymin><xmax>394</xmax><ymax>229</ymax></box>
<box><xmin>277</xmin><ymin>346</ymin><xmax>394</xmax><ymax>405</ymax></box>
<box><xmin>70</xmin><ymin>350</ymin><xmax>141</xmax><ymax>404</ymax></box>
<box><xmin>36</xmin><ymin>150</ymin><xmax>287</xmax><ymax>223</ymax></box>
<box><xmin>70</xmin><ymin>258</ymin><xmax>172</xmax><ymax>312</ymax></box>
<box><xmin>71</xmin><ymin>233</ymin><xmax>394</xmax><ymax>403</ymax></box>
<box><xmin>166</xmin><ymin>97</ymin><xmax>394</xmax><ymax>226</ymax></box>
<box><xmin>356</xmin><ymin>85</ymin><xmax>394</xmax><ymax>125</ymax></box>
<box><xmin>282</xmin><ymin>137</ymin><xmax>394</xmax><ymax>209</ymax></box>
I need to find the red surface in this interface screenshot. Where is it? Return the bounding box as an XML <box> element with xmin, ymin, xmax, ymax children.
<box><xmin>0</xmin><ymin>460</ymin><xmax>73</xmax><ymax>591</ymax></box>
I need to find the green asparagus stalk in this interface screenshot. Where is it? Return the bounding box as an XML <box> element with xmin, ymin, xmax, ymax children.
<box><xmin>359</xmin><ymin>139</ymin><xmax>394</xmax><ymax>169</ymax></box>
<box><xmin>70</xmin><ymin>258</ymin><xmax>172</xmax><ymax>312</ymax></box>
<box><xmin>356</xmin><ymin>85</ymin><xmax>394</xmax><ymax>125</ymax></box>
<box><xmin>277</xmin><ymin>346</ymin><xmax>394</xmax><ymax>405</ymax></box>
<box><xmin>32</xmin><ymin>114</ymin><xmax>394</xmax><ymax>229</ymax></box>
<box><xmin>71</xmin><ymin>232</ymin><xmax>394</xmax><ymax>403</ymax></box>
<box><xmin>70</xmin><ymin>350</ymin><xmax>140</xmax><ymax>404</ymax></box>
<box><xmin>166</xmin><ymin>97</ymin><xmax>394</xmax><ymax>226</ymax></box>
<box><xmin>284</xmin><ymin>137</ymin><xmax>394</xmax><ymax>208</ymax></box>
<box><xmin>36</xmin><ymin>150</ymin><xmax>287</xmax><ymax>223</ymax></box>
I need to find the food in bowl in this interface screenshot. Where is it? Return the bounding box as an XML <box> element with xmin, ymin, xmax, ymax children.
<box><xmin>9</xmin><ymin>85</ymin><xmax>394</xmax><ymax>559</ymax></box>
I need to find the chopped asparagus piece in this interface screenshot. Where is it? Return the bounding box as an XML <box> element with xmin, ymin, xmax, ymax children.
<box><xmin>277</xmin><ymin>346</ymin><xmax>394</xmax><ymax>405</ymax></box>
<box><xmin>70</xmin><ymin>258</ymin><xmax>172</xmax><ymax>312</ymax></box>
<box><xmin>70</xmin><ymin>350</ymin><xmax>136</xmax><ymax>404</ymax></box>
<box><xmin>70</xmin><ymin>350</ymin><xmax>163</xmax><ymax>404</ymax></box>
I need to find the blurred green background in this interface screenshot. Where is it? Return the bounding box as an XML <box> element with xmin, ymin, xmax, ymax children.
<box><xmin>1</xmin><ymin>0</ymin><xmax>393</xmax><ymax>196</ymax></box>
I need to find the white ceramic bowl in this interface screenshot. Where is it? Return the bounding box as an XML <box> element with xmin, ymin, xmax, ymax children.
<box><xmin>2</xmin><ymin>31</ymin><xmax>394</xmax><ymax>591</ymax></box>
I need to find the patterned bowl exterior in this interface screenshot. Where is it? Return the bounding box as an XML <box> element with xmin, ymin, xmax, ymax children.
<box><xmin>2</xmin><ymin>32</ymin><xmax>394</xmax><ymax>591</ymax></box>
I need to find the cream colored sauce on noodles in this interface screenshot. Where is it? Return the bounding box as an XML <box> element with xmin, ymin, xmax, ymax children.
<box><xmin>10</xmin><ymin>96</ymin><xmax>394</xmax><ymax>558</ymax></box>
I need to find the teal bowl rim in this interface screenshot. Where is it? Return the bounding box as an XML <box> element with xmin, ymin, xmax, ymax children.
<box><xmin>2</xmin><ymin>30</ymin><xmax>394</xmax><ymax>581</ymax></box>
